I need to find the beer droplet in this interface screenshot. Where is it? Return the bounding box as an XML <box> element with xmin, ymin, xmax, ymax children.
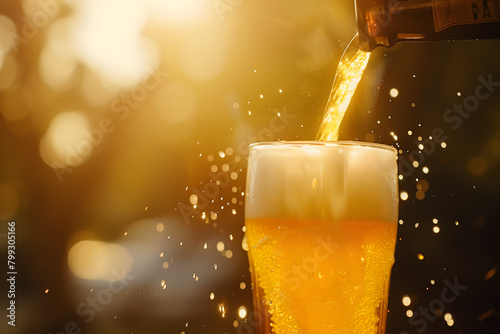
<box><xmin>217</xmin><ymin>241</ymin><xmax>225</xmax><ymax>252</ymax></box>
<box><xmin>400</xmin><ymin>191</ymin><xmax>409</xmax><ymax>201</ymax></box>
<box><xmin>238</xmin><ymin>306</ymin><xmax>247</xmax><ymax>318</ymax></box>
<box><xmin>389</xmin><ymin>88</ymin><xmax>399</xmax><ymax>98</ymax></box>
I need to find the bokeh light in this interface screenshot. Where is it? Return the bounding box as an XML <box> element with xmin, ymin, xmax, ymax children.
<box><xmin>39</xmin><ymin>110</ymin><xmax>92</xmax><ymax>168</ymax></box>
<box><xmin>72</xmin><ymin>0</ymin><xmax>156</xmax><ymax>87</ymax></box>
<box><xmin>154</xmin><ymin>81</ymin><xmax>197</xmax><ymax>124</ymax></box>
<box><xmin>0</xmin><ymin>15</ymin><xmax>17</xmax><ymax>57</ymax></box>
<box><xmin>68</xmin><ymin>239</ymin><xmax>132</xmax><ymax>281</ymax></box>
<box><xmin>146</xmin><ymin>0</ymin><xmax>209</xmax><ymax>25</ymax></box>
<box><xmin>179</xmin><ymin>27</ymin><xmax>227</xmax><ymax>82</ymax></box>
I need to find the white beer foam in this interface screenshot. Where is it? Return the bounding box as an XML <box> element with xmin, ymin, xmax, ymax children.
<box><xmin>246</xmin><ymin>141</ymin><xmax>398</xmax><ymax>222</ymax></box>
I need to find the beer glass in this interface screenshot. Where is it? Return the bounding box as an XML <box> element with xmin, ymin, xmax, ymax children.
<box><xmin>244</xmin><ymin>141</ymin><xmax>398</xmax><ymax>334</ymax></box>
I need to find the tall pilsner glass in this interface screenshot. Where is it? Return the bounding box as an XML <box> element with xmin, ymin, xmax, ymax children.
<box><xmin>244</xmin><ymin>141</ymin><xmax>399</xmax><ymax>334</ymax></box>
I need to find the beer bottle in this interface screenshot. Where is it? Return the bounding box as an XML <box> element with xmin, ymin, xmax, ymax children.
<box><xmin>355</xmin><ymin>0</ymin><xmax>500</xmax><ymax>51</ymax></box>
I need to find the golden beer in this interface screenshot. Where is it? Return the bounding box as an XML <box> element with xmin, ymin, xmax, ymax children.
<box><xmin>245</xmin><ymin>141</ymin><xmax>398</xmax><ymax>334</ymax></box>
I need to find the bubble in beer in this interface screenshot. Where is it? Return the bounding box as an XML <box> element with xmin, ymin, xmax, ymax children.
<box><xmin>422</xmin><ymin>166</ymin><xmax>429</xmax><ymax>174</ymax></box>
<box><xmin>402</xmin><ymin>296</ymin><xmax>411</xmax><ymax>306</ymax></box>
<box><xmin>161</xmin><ymin>279</ymin><xmax>166</xmax><ymax>289</ymax></box>
<box><xmin>210</xmin><ymin>292</ymin><xmax>215</xmax><ymax>300</ymax></box>
<box><xmin>211</xmin><ymin>212</ymin><xmax>218</xmax><ymax>220</ymax></box>
<box><xmin>406</xmin><ymin>310</ymin><xmax>414</xmax><ymax>317</ymax></box>
<box><xmin>218</xmin><ymin>151</ymin><xmax>225</xmax><ymax>158</ymax></box>
<box><xmin>240</xmin><ymin>282</ymin><xmax>246</xmax><ymax>290</ymax></box>
<box><xmin>389</xmin><ymin>88</ymin><xmax>399</xmax><ymax>98</ymax></box>
<box><xmin>433</xmin><ymin>226</ymin><xmax>440</xmax><ymax>233</ymax></box>
<box><xmin>156</xmin><ymin>223</ymin><xmax>164</xmax><ymax>232</ymax></box>
<box><xmin>417</xmin><ymin>253</ymin><xmax>424</xmax><ymax>260</ymax></box>
<box><xmin>208</xmin><ymin>155</ymin><xmax>214</xmax><ymax>162</ymax></box>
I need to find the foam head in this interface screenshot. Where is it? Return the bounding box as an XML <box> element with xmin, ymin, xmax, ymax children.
<box><xmin>245</xmin><ymin>141</ymin><xmax>398</xmax><ymax>222</ymax></box>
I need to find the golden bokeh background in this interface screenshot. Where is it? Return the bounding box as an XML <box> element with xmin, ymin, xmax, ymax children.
<box><xmin>0</xmin><ymin>0</ymin><xmax>499</xmax><ymax>333</ymax></box>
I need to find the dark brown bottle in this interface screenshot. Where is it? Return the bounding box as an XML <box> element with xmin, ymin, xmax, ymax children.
<box><xmin>355</xmin><ymin>0</ymin><xmax>500</xmax><ymax>51</ymax></box>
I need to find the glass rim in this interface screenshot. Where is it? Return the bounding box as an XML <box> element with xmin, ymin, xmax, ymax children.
<box><xmin>249</xmin><ymin>140</ymin><xmax>397</xmax><ymax>154</ymax></box>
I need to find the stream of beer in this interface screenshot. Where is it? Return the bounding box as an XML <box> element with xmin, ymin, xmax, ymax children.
<box><xmin>316</xmin><ymin>35</ymin><xmax>371</xmax><ymax>141</ymax></box>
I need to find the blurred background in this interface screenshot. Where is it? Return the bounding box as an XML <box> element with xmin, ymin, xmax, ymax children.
<box><xmin>0</xmin><ymin>0</ymin><xmax>499</xmax><ymax>333</ymax></box>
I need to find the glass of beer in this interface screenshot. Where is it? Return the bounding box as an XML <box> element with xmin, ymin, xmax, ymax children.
<box><xmin>244</xmin><ymin>141</ymin><xmax>398</xmax><ymax>334</ymax></box>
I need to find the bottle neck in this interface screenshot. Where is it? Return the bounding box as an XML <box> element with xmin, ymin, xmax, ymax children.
<box><xmin>356</xmin><ymin>0</ymin><xmax>500</xmax><ymax>51</ymax></box>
